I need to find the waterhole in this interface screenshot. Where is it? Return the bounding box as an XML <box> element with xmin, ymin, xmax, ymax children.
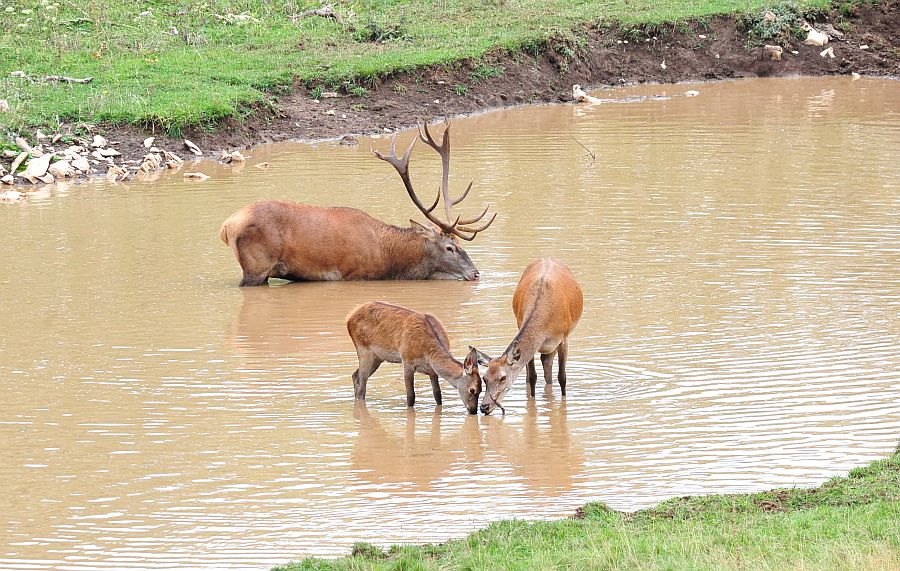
<box><xmin>1</xmin><ymin>77</ymin><xmax>898</xmax><ymax>570</ymax></box>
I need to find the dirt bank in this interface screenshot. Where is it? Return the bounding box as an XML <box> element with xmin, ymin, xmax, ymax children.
<box><xmin>3</xmin><ymin>1</ymin><xmax>898</xmax><ymax>185</ymax></box>
<box><xmin>137</xmin><ymin>2</ymin><xmax>899</xmax><ymax>149</ymax></box>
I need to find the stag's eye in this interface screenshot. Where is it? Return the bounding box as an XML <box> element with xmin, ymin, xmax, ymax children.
<box><xmin>445</xmin><ymin>245</ymin><xmax>455</xmax><ymax>253</ymax></box>
<box><xmin>500</xmin><ymin>375</ymin><xmax>507</xmax><ymax>382</ymax></box>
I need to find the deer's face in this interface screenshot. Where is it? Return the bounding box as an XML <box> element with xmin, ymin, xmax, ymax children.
<box><xmin>451</xmin><ymin>348</ymin><xmax>484</xmax><ymax>414</ymax></box>
<box><xmin>480</xmin><ymin>342</ymin><xmax>523</xmax><ymax>415</ymax></box>
<box><xmin>414</xmin><ymin>222</ymin><xmax>479</xmax><ymax>281</ymax></box>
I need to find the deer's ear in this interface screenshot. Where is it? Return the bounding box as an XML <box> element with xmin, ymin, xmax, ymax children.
<box><xmin>468</xmin><ymin>345</ymin><xmax>491</xmax><ymax>366</ymax></box>
<box><xmin>410</xmin><ymin>220</ymin><xmax>439</xmax><ymax>239</ymax></box>
<box><xmin>508</xmin><ymin>340</ymin><xmax>521</xmax><ymax>363</ymax></box>
<box><xmin>464</xmin><ymin>347</ymin><xmax>478</xmax><ymax>374</ymax></box>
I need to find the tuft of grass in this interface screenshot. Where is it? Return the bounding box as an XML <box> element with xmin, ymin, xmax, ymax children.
<box><xmin>275</xmin><ymin>451</ymin><xmax>900</xmax><ymax>570</ymax></box>
<box><xmin>349</xmin><ymin>542</ymin><xmax>386</xmax><ymax>559</ymax></box>
<box><xmin>470</xmin><ymin>63</ymin><xmax>505</xmax><ymax>82</ymax></box>
<box><xmin>347</xmin><ymin>85</ymin><xmax>369</xmax><ymax>98</ymax></box>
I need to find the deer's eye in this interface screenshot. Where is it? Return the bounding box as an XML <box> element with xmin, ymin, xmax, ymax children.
<box><xmin>500</xmin><ymin>375</ymin><xmax>507</xmax><ymax>382</ymax></box>
<box><xmin>445</xmin><ymin>245</ymin><xmax>454</xmax><ymax>252</ymax></box>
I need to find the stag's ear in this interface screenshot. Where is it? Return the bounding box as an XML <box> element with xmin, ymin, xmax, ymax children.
<box><xmin>508</xmin><ymin>340</ymin><xmax>521</xmax><ymax>363</ymax></box>
<box><xmin>410</xmin><ymin>219</ymin><xmax>437</xmax><ymax>238</ymax></box>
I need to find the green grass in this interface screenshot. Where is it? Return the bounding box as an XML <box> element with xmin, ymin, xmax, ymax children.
<box><xmin>276</xmin><ymin>450</ymin><xmax>900</xmax><ymax>570</ymax></box>
<box><xmin>0</xmin><ymin>0</ymin><xmax>833</xmax><ymax>138</ymax></box>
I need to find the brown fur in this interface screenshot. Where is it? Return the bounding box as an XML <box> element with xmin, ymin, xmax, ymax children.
<box><xmin>220</xmin><ymin>200</ymin><xmax>479</xmax><ymax>286</ymax></box>
<box><xmin>480</xmin><ymin>258</ymin><xmax>583</xmax><ymax>414</ymax></box>
<box><xmin>346</xmin><ymin>301</ymin><xmax>482</xmax><ymax>414</ymax></box>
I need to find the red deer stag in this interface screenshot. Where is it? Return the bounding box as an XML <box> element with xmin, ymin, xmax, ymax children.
<box><xmin>478</xmin><ymin>259</ymin><xmax>583</xmax><ymax>415</ymax></box>
<box><xmin>346</xmin><ymin>301</ymin><xmax>482</xmax><ymax>414</ymax></box>
<box><xmin>219</xmin><ymin>122</ymin><xmax>496</xmax><ymax>286</ymax></box>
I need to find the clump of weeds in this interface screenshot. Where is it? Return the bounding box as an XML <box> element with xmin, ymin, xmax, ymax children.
<box><xmin>470</xmin><ymin>63</ymin><xmax>504</xmax><ymax>82</ymax></box>
<box><xmin>738</xmin><ymin>1</ymin><xmax>825</xmax><ymax>46</ymax></box>
<box><xmin>352</xmin><ymin>16</ymin><xmax>408</xmax><ymax>43</ymax></box>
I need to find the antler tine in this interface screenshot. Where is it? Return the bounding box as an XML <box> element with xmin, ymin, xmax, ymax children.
<box><xmin>457</xmin><ymin>204</ymin><xmax>490</xmax><ymax>226</ymax></box>
<box><xmin>455</xmin><ymin>212</ymin><xmax>498</xmax><ymax>237</ymax></box>
<box><xmin>418</xmin><ymin>120</ymin><xmax>454</xmax><ymax>224</ymax></box>
<box><xmin>371</xmin><ymin>135</ymin><xmax>454</xmax><ymax>234</ymax></box>
<box><xmin>425</xmin><ymin>187</ymin><xmax>440</xmax><ymax>213</ymax></box>
<box><xmin>451</xmin><ymin>180</ymin><xmax>473</xmax><ymax>206</ymax></box>
<box><xmin>418</xmin><ymin>119</ymin><xmax>449</xmax><ymax>152</ymax></box>
<box><xmin>370</xmin><ymin>134</ymin><xmax>415</xmax><ymax>173</ymax></box>
<box><xmin>451</xmin><ymin>230</ymin><xmax>478</xmax><ymax>242</ymax></box>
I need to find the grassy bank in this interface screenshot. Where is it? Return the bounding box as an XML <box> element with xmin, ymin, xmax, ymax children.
<box><xmin>277</xmin><ymin>450</ymin><xmax>900</xmax><ymax>570</ymax></box>
<box><xmin>0</xmin><ymin>0</ymin><xmax>831</xmax><ymax>140</ymax></box>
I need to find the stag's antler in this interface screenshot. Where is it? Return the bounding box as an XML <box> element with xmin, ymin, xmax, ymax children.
<box><xmin>371</xmin><ymin>137</ymin><xmax>446</xmax><ymax>231</ymax></box>
<box><xmin>372</xmin><ymin>121</ymin><xmax>496</xmax><ymax>241</ymax></box>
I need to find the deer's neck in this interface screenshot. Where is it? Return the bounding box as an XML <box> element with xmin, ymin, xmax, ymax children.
<box><xmin>428</xmin><ymin>347</ymin><xmax>464</xmax><ymax>381</ymax></box>
<box><xmin>510</xmin><ymin>312</ymin><xmax>546</xmax><ymax>366</ymax></box>
<box><xmin>379</xmin><ymin>226</ymin><xmax>433</xmax><ymax>279</ymax></box>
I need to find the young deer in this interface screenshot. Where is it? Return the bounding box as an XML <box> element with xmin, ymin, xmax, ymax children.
<box><xmin>346</xmin><ymin>301</ymin><xmax>482</xmax><ymax>414</ymax></box>
<box><xmin>478</xmin><ymin>259</ymin><xmax>583</xmax><ymax>415</ymax></box>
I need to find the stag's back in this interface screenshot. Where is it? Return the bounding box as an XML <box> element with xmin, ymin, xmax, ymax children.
<box><xmin>512</xmin><ymin>259</ymin><xmax>583</xmax><ymax>337</ymax></box>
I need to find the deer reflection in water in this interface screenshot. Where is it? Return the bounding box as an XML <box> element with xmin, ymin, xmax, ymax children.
<box><xmin>351</xmin><ymin>401</ymin><xmax>485</xmax><ymax>488</ymax></box>
<box><xmin>482</xmin><ymin>386</ymin><xmax>586</xmax><ymax>491</ymax></box>
<box><xmin>350</xmin><ymin>391</ymin><xmax>585</xmax><ymax>491</ymax></box>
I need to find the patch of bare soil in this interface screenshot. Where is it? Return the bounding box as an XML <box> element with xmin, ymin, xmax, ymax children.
<box><xmin>4</xmin><ymin>2</ymin><xmax>898</xmax><ymax>186</ymax></box>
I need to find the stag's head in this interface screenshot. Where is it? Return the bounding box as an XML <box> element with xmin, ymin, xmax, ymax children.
<box><xmin>409</xmin><ymin>220</ymin><xmax>479</xmax><ymax>281</ymax></box>
<box><xmin>446</xmin><ymin>347</ymin><xmax>484</xmax><ymax>414</ymax></box>
<box><xmin>478</xmin><ymin>341</ymin><xmax>525</xmax><ymax>415</ymax></box>
<box><xmin>372</xmin><ymin>120</ymin><xmax>496</xmax><ymax>281</ymax></box>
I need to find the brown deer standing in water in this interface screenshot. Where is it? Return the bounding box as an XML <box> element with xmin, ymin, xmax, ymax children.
<box><xmin>346</xmin><ymin>301</ymin><xmax>483</xmax><ymax>414</ymax></box>
<box><xmin>219</xmin><ymin>122</ymin><xmax>496</xmax><ymax>286</ymax></box>
<box><xmin>477</xmin><ymin>259</ymin><xmax>583</xmax><ymax>415</ymax></box>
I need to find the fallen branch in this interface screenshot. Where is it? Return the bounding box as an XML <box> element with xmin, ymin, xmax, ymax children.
<box><xmin>9</xmin><ymin>71</ymin><xmax>94</xmax><ymax>84</ymax></box>
<box><xmin>293</xmin><ymin>4</ymin><xmax>343</xmax><ymax>24</ymax></box>
<box><xmin>44</xmin><ymin>75</ymin><xmax>94</xmax><ymax>84</ymax></box>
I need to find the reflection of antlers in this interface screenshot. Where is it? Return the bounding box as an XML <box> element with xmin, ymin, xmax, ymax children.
<box><xmin>372</xmin><ymin>121</ymin><xmax>497</xmax><ymax>241</ymax></box>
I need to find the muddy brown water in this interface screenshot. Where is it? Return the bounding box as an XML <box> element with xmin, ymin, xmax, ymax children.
<box><xmin>2</xmin><ymin>77</ymin><xmax>899</xmax><ymax>570</ymax></box>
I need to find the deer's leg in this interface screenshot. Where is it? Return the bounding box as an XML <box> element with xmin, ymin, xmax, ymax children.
<box><xmin>526</xmin><ymin>358</ymin><xmax>537</xmax><ymax>398</ymax></box>
<box><xmin>557</xmin><ymin>340</ymin><xmax>568</xmax><ymax>396</ymax></box>
<box><xmin>541</xmin><ymin>351</ymin><xmax>556</xmax><ymax>385</ymax></box>
<box><xmin>403</xmin><ymin>362</ymin><xmax>416</xmax><ymax>407</ymax></box>
<box><xmin>239</xmin><ymin>273</ymin><xmax>269</xmax><ymax>287</ymax></box>
<box><xmin>429</xmin><ymin>374</ymin><xmax>442</xmax><ymax>405</ymax></box>
<box><xmin>234</xmin><ymin>225</ymin><xmax>276</xmax><ymax>286</ymax></box>
<box><xmin>353</xmin><ymin>350</ymin><xmax>382</xmax><ymax>400</ymax></box>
